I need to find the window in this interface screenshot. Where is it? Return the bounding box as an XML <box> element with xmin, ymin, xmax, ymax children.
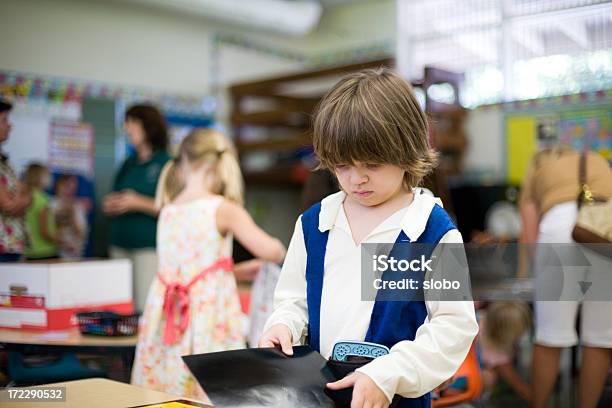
<box><xmin>397</xmin><ymin>0</ymin><xmax>612</xmax><ymax>107</ymax></box>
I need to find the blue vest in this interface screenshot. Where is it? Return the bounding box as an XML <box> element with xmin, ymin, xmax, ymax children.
<box><xmin>302</xmin><ymin>199</ymin><xmax>456</xmax><ymax>408</ymax></box>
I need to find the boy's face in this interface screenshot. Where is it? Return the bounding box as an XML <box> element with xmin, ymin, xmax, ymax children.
<box><xmin>334</xmin><ymin>162</ymin><xmax>407</xmax><ymax>207</ymax></box>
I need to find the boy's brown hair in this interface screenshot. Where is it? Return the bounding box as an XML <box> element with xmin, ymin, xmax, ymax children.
<box><xmin>313</xmin><ymin>67</ymin><xmax>438</xmax><ymax>188</ymax></box>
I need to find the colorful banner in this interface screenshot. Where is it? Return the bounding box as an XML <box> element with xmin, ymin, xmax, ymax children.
<box><xmin>558</xmin><ymin>110</ymin><xmax>612</xmax><ymax>160</ymax></box>
<box><xmin>0</xmin><ymin>71</ymin><xmax>210</xmax><ymax>116</ymax></box>
<box><xmin>473</xmin><ymin>89</ymin><xmax>612</xmax><ymax>111</ymax></box>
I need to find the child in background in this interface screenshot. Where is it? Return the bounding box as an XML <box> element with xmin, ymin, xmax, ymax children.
<box><xmin>23</xmin><ymin>163</ymin><xmax>58</xmax><ymax>260</ymax></box>
<box><xmin>131</xmin><ymin>129</ymin><xmax>286</xmax><ymax>399</ymax></box>
<box><xmin>479</xmin><ymin>301</ymin><xmax>531</xmax><ymax>403</ymax></box>
<box><xmin>51</xmin><ymin>174</ymin><xmax>88</xmax><ymax>259</ymax></box>
<box><xmin>260</xmin><ymin>68</ymin><xmax>478</xmax><ymax>407</ymax></box>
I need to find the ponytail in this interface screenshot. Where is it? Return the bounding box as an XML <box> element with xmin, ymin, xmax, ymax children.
<box><xmin>172</xmin><ymin>128</ymin><xmax>244</xmax><ymax>206</ymax></box>
<box><xmin>216</xmin><ymin>148</ymin><xmax>244</xmax><ymax>205</ymax></box>
<box><xmin>155</xmin><ymin>160</ymin><xmax>183</xmax><ymax>209</ymax></box>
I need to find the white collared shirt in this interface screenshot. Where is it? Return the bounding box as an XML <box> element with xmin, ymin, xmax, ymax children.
<box><xmin>263</xmin><ymin>190</ymin><xmax>478</xmax><ymax>401</ymax></box>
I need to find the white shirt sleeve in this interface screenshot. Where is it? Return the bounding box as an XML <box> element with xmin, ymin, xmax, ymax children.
<box><xmin>356</xmin><ymin>229</ymin><xmax>479</xmax><ymax>401</ymax></box>
<box><xmin>262</xmin><ymin>216</ymin><xmax>309</xmax><ymax>345</ymax></box>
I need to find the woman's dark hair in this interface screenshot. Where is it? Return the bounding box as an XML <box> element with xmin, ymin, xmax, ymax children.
<box><xmin>125</xmin><ymin>104</ymin><xmax>168</xmax><ymax>151</ymax></box>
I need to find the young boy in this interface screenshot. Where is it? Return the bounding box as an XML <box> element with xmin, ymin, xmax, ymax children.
<box><xmin>260</xmin><ymin>68</ymin><xmax>478</xmax><ymax>407</ymax></box>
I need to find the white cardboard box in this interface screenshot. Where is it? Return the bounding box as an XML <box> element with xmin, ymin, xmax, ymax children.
<box><xmin>0</xmin><ymin>259</ymin><xmax>133</xmax><ymax>329</ymax></box>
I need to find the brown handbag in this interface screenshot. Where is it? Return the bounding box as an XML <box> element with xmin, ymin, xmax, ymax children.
<box><xmin>571</xmin><ymin>151</ymin><xmax>612</xmax><ymax>245</ymax></box>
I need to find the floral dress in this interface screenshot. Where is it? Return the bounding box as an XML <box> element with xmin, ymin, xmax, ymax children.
<box><xmin>0</xmin><ymin>156</ymin><xmax>26</xmax><ymax>255</ymax></box>
<box><xmin>131</xmin><ymin>196</ymin><xmax>245</xmax><ymax>399</ymax></box>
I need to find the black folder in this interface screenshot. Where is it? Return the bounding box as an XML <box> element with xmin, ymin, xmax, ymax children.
<box><xmin>182</xmin><ymin>346</ymin><xmax>336</xmax><ymax>407</ymax></box>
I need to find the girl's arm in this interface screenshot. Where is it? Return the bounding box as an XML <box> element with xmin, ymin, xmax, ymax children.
<box><xmin>217</xmin><ymin>200</ymin><xmax>285</xmax><ymax>263</ymax></box>
<box><xmin>356</xmin><ymin>229</ymin><xmax>479</xmax><ymax>402</ymax></box>
<box><xmin>496</xmin><ymin>363</ymin><xmax>531</xmax><ymax>402</ymax></box>
<box><xmin>39</xmin><ymin>206</ymin><xmax>56</xmax><ymax>244</ymax></box>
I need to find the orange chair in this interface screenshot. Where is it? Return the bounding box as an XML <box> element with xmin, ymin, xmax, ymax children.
<box><xmin>432</xmin><ymin>341</ymin><xmax>483</xmax><ymax>407</ymax></box>
<box><xmin>238</xmin><ymin>291</ymin><xmax>251</xmax><ymax>314</ymax></box>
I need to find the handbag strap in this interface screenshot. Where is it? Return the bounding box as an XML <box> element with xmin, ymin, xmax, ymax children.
<box><xmin>578</xmin><ymin>150</ymin><xmax>593</xmax><ymax>206</ymax></box>
<box><xmin>579</xmin><ymin>150</ymin><xmax>587</xmax><ymax>186</ymax></box>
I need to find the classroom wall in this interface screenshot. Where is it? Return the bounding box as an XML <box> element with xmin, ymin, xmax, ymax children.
<box><xmin>0</xmin><ymin>0</ymin><xmax>213</xmax><ymax>95</ymax></box>
<box><xmin>186</xmin><ymin>0</ymin><xmax>395</xmax><ymax>57</ymax></box>
<box><xmin>3</xmin><ymin>100</ymin><xmax>81</xmax><ymax>175</ymax></box>
<box><xmin>0</xmin><ymin>0</ymin><xmax>395</xmax><ymax>97</ymax></box>
<box><xmin>298</xmin><ymin>0</ymin><xmax>396</xmax><ymax>54</ymax></box>
<box><xmin>463</xmin><ymin>107</ymin><xmax>505</xmax><ymax>179</ymax></box>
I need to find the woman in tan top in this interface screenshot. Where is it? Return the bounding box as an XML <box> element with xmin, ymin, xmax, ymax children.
<box><xmin>520</xmin><ymin>146</ymin><xmax>612</xmax><ymax>408</ymax></box>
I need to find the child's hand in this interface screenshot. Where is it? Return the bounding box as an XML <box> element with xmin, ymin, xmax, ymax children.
<box><xmin>258</xmin><ymin>324</ymin><xmax>293</xmax><ymax>356</ymax></box>
<box><xmin>233</xmin><ymin>259</ymin><xmax>262</xmax><ymax>282</ymax></box>
<box><xmin>327</xmin><ymin>372</ymin><xmax>390</xmax><ymax>408</ymax></box>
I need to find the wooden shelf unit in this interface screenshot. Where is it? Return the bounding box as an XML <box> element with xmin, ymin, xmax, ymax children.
<box><xmin>230</xmin><ymin>59</ymin><xmax>393</xmax><ymax>186</ymax></box>
<box><xmin>229</xmin><ymin>60</ymin><xmax>467</xmax><ymax>188</ymax></box>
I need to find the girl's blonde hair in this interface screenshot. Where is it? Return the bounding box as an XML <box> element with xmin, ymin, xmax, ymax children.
<box><xmin>156</xmin><ymin>129</ymin><xmax>244</xmax><ymax>207</ymax></box>
<box><xmin>484</xmin><ymin>301</ymin><xmax>531</xmax><ymax>352</ymax></box>
<box><xmin>313</xmin><ymin>67</ymin><xmax>438</xmax><ymax>188</ymax></box>
<box><xmin>24</xmin><ymin>163</ymin><xmax>49</xmax><ymax>189</ymax></box>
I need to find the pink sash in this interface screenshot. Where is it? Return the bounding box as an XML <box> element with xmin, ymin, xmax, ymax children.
<box><xmin>157</xmin><ymin>257</ymin><xmax>233</xmax><ymax>345</ymax></box>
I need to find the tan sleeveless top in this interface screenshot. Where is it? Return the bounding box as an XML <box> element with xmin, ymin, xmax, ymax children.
<box><xmin>520</xmin><ymin>149</ymin><xmax>612</xmax><ymax>217</ymax></box>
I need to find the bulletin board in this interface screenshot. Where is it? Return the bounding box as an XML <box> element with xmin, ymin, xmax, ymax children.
<box><xmin>49</xmin><ymin>120</ymin><xmax>94</xmax><ymax>177</ymax></box>
<box><xmin>506</xmin><ymin>115</ymin><xmax>538</xmax><ymax>185</ymax></box>
<box><xmin>505</xmin><ymin>100</ymin><xmax>611</xmax><ymax>184</ymax></box>
<box><xmin>558</xmin><ymin>110</ymin><xmax>611</xmax><ymax>157</ymax></box>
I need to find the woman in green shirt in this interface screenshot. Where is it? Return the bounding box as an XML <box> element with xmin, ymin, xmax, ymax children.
<box><xmin>103</xmin><ymin>104</ymin><xmax>170</xmax><ymax>311</ymax></box>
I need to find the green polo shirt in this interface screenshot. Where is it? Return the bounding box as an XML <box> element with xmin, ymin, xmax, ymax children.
<box><xmin>109</xmin><ymin>150</ymin><xmax>170</xmax><ymax>249</ymax></box>
<box><xmin>24</xmin><ymin>190</ymin><xmax>58</xmax><ymax>259</ymax></box>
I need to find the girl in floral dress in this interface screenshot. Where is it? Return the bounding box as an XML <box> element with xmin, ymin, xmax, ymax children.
<box><xmin>131</xmin><ymin>129</ymin><xmax>285</xmax><ymax>399</ymax></box>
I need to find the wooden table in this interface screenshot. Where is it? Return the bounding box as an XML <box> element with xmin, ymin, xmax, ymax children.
<box><xmin>0</xmin><ymin>328</ymin><xmax>138</xmax><ymax>381</ymax></box>
<box><xmin>0</xmin><ymin>378</ymin><xmax>212</xmax><ymax>407</ymax></box>
<box><xmin>0</xmin><ymin>328</ymin><xmax>138</xmax><ymax>348</ymax></box>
